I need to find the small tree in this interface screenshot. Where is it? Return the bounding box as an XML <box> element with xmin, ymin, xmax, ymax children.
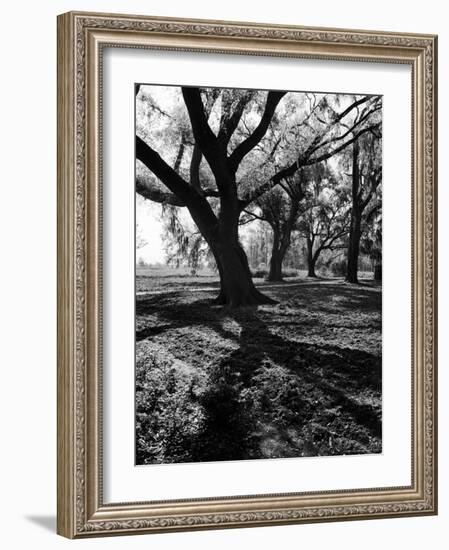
<box><xmin>296</xmin><ymin>164</ymin><xmax>350</xmax><ymax>278</ymax></box>
<box><xmin>346</xmin><ymin>133</ymin><xmax>382</xmax><ymax>283</ymax></box>
<box><xmin>360</xmin><ymin>199</ymin><xmax>382</xmax><ymax>281</ymax></box>
<box><xmin>246</xmin><ymin>171</ymin><xmax>304</xmax><ymax>282</ymax></box>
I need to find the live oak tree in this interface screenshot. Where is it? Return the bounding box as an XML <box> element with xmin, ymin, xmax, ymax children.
<box><xmin>241</xmin><ymin>110</ymin><xmax>309</xmax><ymax>282</ymax></box>
<box><xmin>136</xmin><ymin>85</ymin><xmax>381</xmax><ymax>306</ymax></box>
<box><xmin>360</xmin><ymin>197</ymin><xmax>382</xmax><ymax>281</ymax></box>
<box><xmin>345</xmin><ymin>132</ymin><xmax>382</xmax><ymax>283</ymax></box>
<box><xmin>296</xmin><ymin>164</ymin><xmax>350</xmax><ymax>278</ymax></box>
<box><xmin>244</xmin><ymin>222</ymin><xmax>272</xmax><ymax>271</ymax></box>
<box><xmin>261</xmin><ymin>183</ymin><xmax>303</xmax><ymax>282</ymax></box>
<box><xmin>245</xmin><ymin>171</ymin><xmax>304</xmax><ymax>282</ymax></box>
<box><xmin>235</xmin><ymin>98</ymin><xmax>308</xmax><ymax>282</ymax></box>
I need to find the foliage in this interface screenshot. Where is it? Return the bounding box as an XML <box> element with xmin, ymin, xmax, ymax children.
<box><xmin>330</xmin><ymin>258</ymin><xmax>347</xmax><ymax>276</ymax></box>
<box><xmin>161</xmin><ymin>205</ymin><xmax>215</xmax><ymax>272</ymax></box>
<box><xmin>293</xmin><ymin>162</ymin><xmax>350</xmax><ymax>275</ymax></box>
<box><xmin>361</xmin><ymin>203</ymin><xmax>382</xmax><ymax>262</ymax></box>
<box><xmin>251</xmin><ymin>267</ymin><xmax>268</xmax><ymax>279</ymax></box>
<box><xmin>136</xmin><ymin>85</ymin><xmax>382</xmax><ymax>302</ymax></box>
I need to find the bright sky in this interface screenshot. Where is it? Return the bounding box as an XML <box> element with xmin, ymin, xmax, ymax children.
<box><xmin>136</xmin><ymin>195</ymin><xmax>165</xmax><ymax>264</ymax></box>
<box><xmin>137</xmin><ymin>194</ymin><xmax>202</xmax><ymax>265</ymax></box>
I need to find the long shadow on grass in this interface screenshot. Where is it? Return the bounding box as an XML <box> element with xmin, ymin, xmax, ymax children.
<box><xmin>273</xmin><ymin>281</ymin><xmax>381</xmax><ymax>318</ymax></box>
<box><xmin>190</xmin><ymin>309</ymin><xmax>382</xmax><ymax>461</ymax></box>
<box><xmin>136</xmin><ymin>294</ymin><xmax>243</xmax><ymax>344</ymax></box>
<box><xmin>136</xmin><ymin>282</ymin><xmax>382</xmax><ymax>463</ymax></box>
<box><xmin>136</xmin><ymin>280</ymin><xmax>381</xmax><ymax>342</ymax></box>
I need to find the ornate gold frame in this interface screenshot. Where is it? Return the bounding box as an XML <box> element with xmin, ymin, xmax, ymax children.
<box><xmin>57</xmin><ymin>11</ymin><xmax>438</xmax><ymax>538</ymax></box>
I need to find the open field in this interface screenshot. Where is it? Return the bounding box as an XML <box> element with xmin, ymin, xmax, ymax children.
<box><xmin>136</xmin><ymin>266</ymin><xmax>375</xmax><ymax>293</ymax></box>
<box><xmin>136</xmin><ymin>271</ymin><xmax>382</xmax><ymax>464</ymax></box>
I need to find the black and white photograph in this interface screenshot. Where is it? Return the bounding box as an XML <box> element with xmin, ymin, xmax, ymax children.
<box><xmin>135</xmin><ymin>83</ymin><xmax>383</xmax><ymax>465</ymax></box>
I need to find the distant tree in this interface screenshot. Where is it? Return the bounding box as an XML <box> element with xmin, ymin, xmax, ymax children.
<box><xmin>238</xmin><ymin>94</ymin><xmax>381</xmax><ymax>283</ymax></box>
<box><xmin>360</xmin><ymin>197</ymin><xmax>382</xmax><ymax>281</ymax></box>
<box><xmin>244</xmin><ymin>221</ymin><xmax>271</xmax><ymax>270</ymax></box>
<box><xmin>245</xmin><ymin>172</ymin><xmax>304</xmax><ymax>282</ymax></box>
<box><xmin>296</xmin><ymin>164</ymin><xmax>350</xmax><ymax>278</ymax></box>
<box><xmin>345</xmin><ymin>133</ymin><xmax>382</xmax><ymax>283</ymax></box>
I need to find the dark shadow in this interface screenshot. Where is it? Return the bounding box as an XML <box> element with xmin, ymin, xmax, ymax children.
<box><xmin>136</xmin><ymin>280</ymin><xmax>381</xmax><ymax>339</ymax></box>
<box><xmin>25</xmin><ymin>515</ymin><xmax>56</xmax><ymax>533</ymax></box>
<box><xmin>227</xmin><ymin>309</ymin><xmax>381</xmax><ymax>436</ymax></box>
<box><xmin>270</xmin><ymin>281</ymin><xmax>381</xmax><ymax>317</ymax></box>
<box><xmin>188</xmin><ymin>361</ymin><xmax>258</xmax><ymax>462</ymax></box>
<box><xmin>136</xmin><ymin>294</ymin><xmax>243</xmax><ymax>343</ymax></box>
<box><xmin>136</xmin><ymin>324</ymin><xmax>174</xmax><ymax>341</ymax></box>
<box><xmin>136</xmin><ymin>279</ymin><xmax>382</xmax><ymax>463</ymax></box>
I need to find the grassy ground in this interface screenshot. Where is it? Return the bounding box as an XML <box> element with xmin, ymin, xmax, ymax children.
<box><xmin>136</xmin><ymin>272</ymin><xmax>382</xmax><ymax>465</ymax></box>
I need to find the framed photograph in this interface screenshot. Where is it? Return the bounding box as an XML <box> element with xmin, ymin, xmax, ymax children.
<box><xmin>57</xmin><ymin>11</ymin><xmax>438</xmax><ymax>538</ymax></box>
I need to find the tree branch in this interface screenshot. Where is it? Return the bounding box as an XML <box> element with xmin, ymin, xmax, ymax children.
<box><xmin>242</xmin><ymin>208</ymin><xmax>268</xmax><ymax>223</ymax></box>
<box><xmin>240</xmin><ymin>114</ymin><xmax>380</xmax><ymax>209</ymax></box>
<box><xmin>189</xmin><ymin>90</ymin><xmax>220</xmax><ymax>194</ymax></box>
<box><xmin>305</xmin><ymin>104</ymin><xmax>381</xmax><ymax>160</ymax></box>
<box><xmin>304</xmin><ymin>123</ymin><xmax>381</xmax><ymax>166</ymax></box>
<box><xmin>136</xmin><ymin>136</ymin><xmax>192</xmax><ymax>202</ymax></box>
<box><xmin>229</xmin><ymin>91</ymin><xmax>286</xmax><ymax>172</ymax></box>
<box><xmin>181</xmin><ymin>87</ymin><xmax>224</xmax><ymax>180</ymax></box>
<box><xmin>136</xmin><ymin>135</ymin><xmax>219</xmax><ymax>230</ymax></box>
<box><xmin>136</xmin><ymin>173</ymin><xmax>186</xmax><ymax>207</ymax></box>
<box><xmin>218</xmin><ymin>91</ymin><xmax>253</xmax><ymax>147</ymax></box>
<box><xmin>189</xmin><ymin>144</ymin><xmax>203</xmax><ymax>191</ymax></box>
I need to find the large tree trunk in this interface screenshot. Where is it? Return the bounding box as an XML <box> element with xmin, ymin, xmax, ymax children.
<box><xmin>307</xmin><ymin>260</ymin><xmax>317</xmax><ymax>278</ymax></box>
<box><xmin>266</xmin><ymin>229</ymin><xmax>284</xmax><ymax>282</ymax></box>
<box><xmin>266</xmin><ymin>211</ymin><xmax>297</xmax><ymax>282</ymax></box>
<box><xmin>267</xmin><ymin>252</ymin><xmax>283</xmax><ymax>282</ymax></box>
<box><xmin>267</xmin><ymin>252</ymin><xmax>284</xmax><ymax>282</ymax></box>
<box><xmin>306</xmin><ymin>239</ymin><xmax>318</xmax><ymax>278</ymax></box>
<box><xmin>346</xmin><ymin>208</ymin><xmax>362</xmax><ymax>283</ymax></box>
<box><xmin>346</xmin><ymin>139</ymin><xmax>362</xmax><ymax>284</ymax></box>
<box><xmin>206</xmin><ymin>198</ymin><xmax>276</xmax><ymax>307</ymax></box>
<box><xmin>211</xmin><ymin>239</ymin><xmax>276</xmax><ymax>307</ymax></box>
<box><xmin>374</xmin><ymin>260</ymin><xmax>382</xmax><ymax>281</ymax></box>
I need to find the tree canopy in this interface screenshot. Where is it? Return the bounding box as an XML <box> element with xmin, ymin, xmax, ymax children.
<box><xmin>136</xmin><ymin>84</ymin><xmax>382</xmax><ymax>305</ymax></box>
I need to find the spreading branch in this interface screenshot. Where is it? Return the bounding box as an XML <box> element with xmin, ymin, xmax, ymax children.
<box><xmin>181</xmin><ymin>87</ymin><xmax>224</xmax><ymax>182</ymax></box>
<box><xmin>136</xmin><ymin>135</ymin><xmax>218</xmax><ymax>229</ymax></box>
<box><xmin>136</xmin><ymin>172</ymin><xmax>186</xmax><ymax>207</ymax></box>
<box><xmin>229</xmin><ymin>91</ymin><xmax>286</xmax><ymax>172</ymax></box>
<box><xmin>241</xmin><ymin>118</ymin><xmax>380</xmax><ymax>208</ymax></box>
